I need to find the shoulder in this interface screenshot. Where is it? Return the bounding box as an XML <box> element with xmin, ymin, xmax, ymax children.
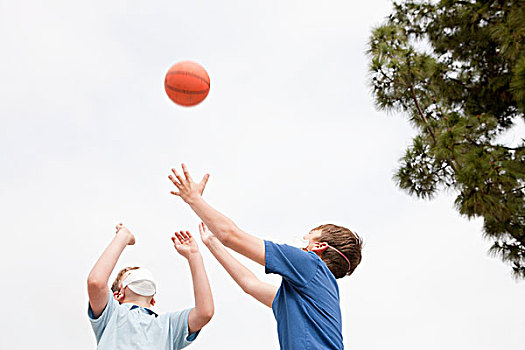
<box><xmin>265</xmin><ymin>240</ymin><xmax>322</xmax><ymax>286</ymax></box>
<box><xmin>165</xmin><ymin>308</ymin><xmax>192</xmax><ymax>326</ymax></box>
<box><xmin>264</xmin><ymin>240</ymin><xmax>306</xmax><ymax>255</ymax></box>
<box><xmin>265</xmin><ymin>240</ymin><xmax>320</xmax><ymax>262</ymax></box>
<box><xmin>164</xmin><ymin>308</ymin><xmax>200</xmax><ymax>346</ymax></box>
<box><xmin>88</xmin><ymin>290</ymin><xmax>120</xmax><ymax>322</ymax></box>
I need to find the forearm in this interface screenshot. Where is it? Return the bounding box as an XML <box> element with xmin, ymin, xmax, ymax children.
<box><xmin>205</xmin><ymin>237</ymin><xmax>276</xmax><ymax>307</ymax></box>
<box><xmin>186</xmin><ymin>196</ymin><xmax>238</xmax><ymax>243</ymax></box>
<box><xmin>186</xmin><ymin>196</ymin><xmax>265</xmax><ymax>264</ymax></box>
<box><xmin>206</xmin><ymin>238</ymin><xmax>256</xmax><ymax>291</ymax></box>
<box><xmin>206</xmin><ymin>238</ymin><xmax>258</xmax><ymax>294</ymax></box>
<box><xmin>187</xmin><ymin>252</ymin><xmax>214</xmax><ymax>327</ymax></box>
<box><xmin>169</xmin><ymin>166</ymin><xmax>264</xmax><ymax>263</ymax></box>
<box><xmin>88</xmin><ymin>234</ymin><xmax>128</xmax><ymax>288</ymax></box>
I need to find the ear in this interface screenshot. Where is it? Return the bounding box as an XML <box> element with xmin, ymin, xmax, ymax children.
<box><xmin>150</xmin><ymin>297</ymin><xmax>156</xmax><ymax>307</ymax></box>
<box><xmin>310</xmin><ymin>242</ymin><xmax>329</xmax><ymax>256</ymax></box>
<box><xmin>113</xmin><ymin>288</ymin><xmax>125</xmax><ymax>303</ymax></box>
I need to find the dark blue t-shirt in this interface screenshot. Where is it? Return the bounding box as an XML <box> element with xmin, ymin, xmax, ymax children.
<box><xmin>264</xmin><ymin>241</ymin><xmax>344</xmax><ymax>350</ymax></box>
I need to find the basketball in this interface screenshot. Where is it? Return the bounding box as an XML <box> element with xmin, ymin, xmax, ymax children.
<box><xmin>164</xmin><ymin>61</ymin><xmax>210</xmax><ymax>107</ymax></box>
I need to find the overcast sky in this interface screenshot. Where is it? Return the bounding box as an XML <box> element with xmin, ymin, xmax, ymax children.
<box><xmin>1</xmin><ymin>1</ymin><xmax>524</xmax><ymax>349</ymax></box>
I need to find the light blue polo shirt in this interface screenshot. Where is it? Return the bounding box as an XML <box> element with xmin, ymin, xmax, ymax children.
<box><xmin>88</xmin><ymin>290</ymin><xmax>199</xmax><ymax>350</ymax></box>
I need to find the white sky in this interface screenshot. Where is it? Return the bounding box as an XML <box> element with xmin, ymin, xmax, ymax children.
<box><xmin>1</xmin><ymin>1</ymin><xmax>524</xmax><ymax>349</ymax></box>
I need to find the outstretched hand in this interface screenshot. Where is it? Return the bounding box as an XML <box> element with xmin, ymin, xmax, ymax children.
<box><xmin>198</xmin><ymin>222</ymin><xmax>216</xmax><ymax>246</ymax></box>
<box><xmin>172</xmin><ymin>230</ymin><xmax>200</xmax><ymax>259</ymax></box>
<box><xmin>116</xmin><ymin>223</ymin><xmax>135</xmax><ymax>245</ymax></box>
<box><xmin>169</xmin><ymin>164</ymin><xmax>209</xmax><ymax>203</ymax></box>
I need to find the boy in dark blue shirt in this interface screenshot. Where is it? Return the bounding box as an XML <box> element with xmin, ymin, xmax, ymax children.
<box><xmin>169</xmin><ymin>165</ymin><xmax>363</xmax><ymax>349</ymax></box>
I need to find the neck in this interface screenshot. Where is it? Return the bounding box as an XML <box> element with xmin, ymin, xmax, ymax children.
<box><xmin>122</xmin><ymin>296</ymin><xmax>152</xmax><ymax>308</ymax></box>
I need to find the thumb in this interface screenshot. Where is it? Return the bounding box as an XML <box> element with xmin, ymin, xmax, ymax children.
<box><xmin>199</xmin><ymin>174</ymin><xmax>210</xmax><ymax>194</ymax></box>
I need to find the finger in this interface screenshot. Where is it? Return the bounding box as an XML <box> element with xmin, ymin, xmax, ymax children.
<box><xmin>172</xmin><ymin>236</ymin><xmax>182</xmax><ymax>247</ymax></box>
<box><xmin>198</xmin><ymin>222</ymin><xmax>204</xmax><ymax>234</ymax></box>
<box><xmin>172</xmin><ymin>233</ymin><xmax>182</xmax><ymax>247</ymax></box>
<box><xmin>174</xmin><ymin>235</ymin><xmax>184</xmax><ymax>246</ymax></box>
<box><xmin>168</xmin><ymin>175</ymin><xmax>183</xmax><ymax>189</ymax></box>
<box><xmin>170</xmin><ymin>191</ymin><xmax>181</xmax><ymax>196</ymax></box>
<box><xmin>178</xmin><ymin>231</ymin><xmax>189</xmax><ymax>243</ymax></box>
<box><xmin>181</xmin><ymin>163</ymin><xmax>193</xmax><ymax>182</ymax></box>
<box><xmin>185</xmin><ymin>231</ymin><xmax>193</xmax><ymax>240</ymax></box>
<box><xmin>168</xmin><ymin>172</ymin><xmax>179</xmax><ymax>184</ymax></box>
<box><xmin>171</xmin><ymin>168</ymin><xmax>185</xmax><ymax>184</ymax></box>
<box><xmin>199</xmin><ymin>173</ymin><xmax>210</xmax><ymax>194</ymax></box>
<box><xmin>181</xmin><ymin>230</ymin><xmax>191</xmax><ymax>241</ymax></box>
<box><xmin>174</xmin><ymin>231</ymin><xmax>184</xmax><ymax>242</ymax></box>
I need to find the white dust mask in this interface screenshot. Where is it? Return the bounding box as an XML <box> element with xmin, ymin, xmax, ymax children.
<box><xmin>121</xmin><ymin>268</ymin><xmax>157</xmax><ymax>296</ymax></box>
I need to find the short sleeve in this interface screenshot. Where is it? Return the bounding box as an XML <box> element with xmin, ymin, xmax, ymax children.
<box><xmin>169</xmin><ymin>308</ymin><xmax>200</xmax><ymax>349</ymax></box>
<box><xmin>264</xmin><ymin>240</ymin><xmax>320</xmax><ymax>287</ymax></box>
<box><xmin>87</xmin><ymin>289</ymin><xmax>118</xmax><ymax>343</ymax></box>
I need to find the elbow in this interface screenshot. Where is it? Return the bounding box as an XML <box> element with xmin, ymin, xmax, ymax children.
<box><xmin>203</xmin><ymin>308</ymin><xmax>214</xmax><ymax>324</ymax></box>
<box><xmin>220</xmin><ymin>226</ymin><xmax>241</xmax><ymax>248</ymax></box>
<box><xmin>240</xmin><ymin>279</ymin><xmax>257</xmax><ymax>296</ymax></box>
<box><xmin>87</xmin><ymin>274</ymin><xmax>107</xmax><ymax>291</ymax></box>
<box><xmin>197</xmin><ymin>305</ymin><xmax>214</xmax><ymax>326</ymax></box>
<box><xmin>204</xmin><ymin>301</ymin><xmax>214</xmax><ymax>321</ymax></box>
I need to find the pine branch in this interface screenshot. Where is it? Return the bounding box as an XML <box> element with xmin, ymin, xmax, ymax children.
<box><xmin>405</xmin><ymin>59</ymin><xmax>438</xmax><ymax>143</ymax></box>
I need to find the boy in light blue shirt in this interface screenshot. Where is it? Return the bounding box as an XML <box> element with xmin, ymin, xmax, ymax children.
<box><xmin>87</xmin><ymin>223</ymin><xmax>214</xmax><ymax>350</ymax></box>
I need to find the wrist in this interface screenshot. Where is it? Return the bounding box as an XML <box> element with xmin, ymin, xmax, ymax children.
<box><xmin>115</xmin><ymin>232</ymin><xmax>131</xmax><ymax>245</ymax></box>
<box><xmin>204</xmin><ymin>236</ymin><xmax>218</xmax><ymax>247</ymax></box>
<box><xmin>187</xmin><ymin>251</ymin><xmax>203</xmax><ymax>262</ymax></box>
<box><xmin>184</xmin><ymin>193</ymin><xmax>202</xmax><ymax>206</ymax></box>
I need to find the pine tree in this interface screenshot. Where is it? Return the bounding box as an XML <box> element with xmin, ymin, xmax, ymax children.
<box><xmin>368</xmin><ymin>0</ymin><xmax>525</xmax><ymax>278</ymax></box>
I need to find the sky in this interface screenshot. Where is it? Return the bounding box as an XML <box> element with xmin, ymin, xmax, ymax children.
<box><xmin>1</xmin><ymin>0</ymin><xmax>524</xmax><ymax>349</ymax></box>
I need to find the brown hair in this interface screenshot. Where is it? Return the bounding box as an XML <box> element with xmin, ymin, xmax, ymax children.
<box><xmin>111</xmin><ymin>266</ymin><xmax>140</xmax><ymax>293</ymax></box>
<box><xmin>314</xmin><ymin>224</ymin><xmax>363</xmax><ymax>279</ymax></box>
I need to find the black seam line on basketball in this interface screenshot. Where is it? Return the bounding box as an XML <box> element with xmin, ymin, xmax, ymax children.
<box><xmin>166</xmin><ymin>71</ymin><xmax>210</xmax><ymax>86</ymax></box>
<box><xmin>166</xmin><ymin>85</ymin><xmax>209</xmax><ymax>95</ymax></box>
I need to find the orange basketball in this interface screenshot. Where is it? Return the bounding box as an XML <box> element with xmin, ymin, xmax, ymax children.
<box><xmin>164</xmin><ymin>61</ymin><xmax>210</xmax><ymax>107</ymax></box>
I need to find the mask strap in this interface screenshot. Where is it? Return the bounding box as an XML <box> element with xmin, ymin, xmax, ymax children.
<box><xmin>326</xmin><ymin>244</ymin><xmax>351</xmax><ymax>272</ymax></box>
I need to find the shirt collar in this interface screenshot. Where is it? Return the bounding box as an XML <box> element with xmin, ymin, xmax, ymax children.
<box><xmin>124</xmin><ymin>303</ymin><xmax>158</xmax><ymax>317</ymax></box>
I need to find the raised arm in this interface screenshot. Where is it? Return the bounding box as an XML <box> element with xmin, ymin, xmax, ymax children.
<box><xmin>172</xmin><ymin>230</ymin><xmax>214</xmax><ymax>334</ymax></box>
<box><xmin>199</xmin><ymin>223</ymin><xmax>277</xmax><ymax>308</ymax></box>
<box><xmin>87</xmin><ymin>223</ymin><xmax>135</xmax><ymax>318</ymax></box>
<box><xmin>169</xmin><ymin>164</ymin><xmax>265</xmax><ymax>265</ymax></box>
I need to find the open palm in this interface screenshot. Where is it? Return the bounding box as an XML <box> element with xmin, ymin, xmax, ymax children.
<box><xmin>169</xmin><ymin>164</ymin><xmax>210</xmax><ymax>203</ymax></box>
<box><xmin>172</xmin><ymin>231</ymin><xmax>199</xmax><ymax>259</ymax></box>
<box><xmin>198</xmin><ymin>222</ymin><xmax>215</xmax><ymax>245</ymax></box>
